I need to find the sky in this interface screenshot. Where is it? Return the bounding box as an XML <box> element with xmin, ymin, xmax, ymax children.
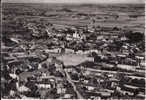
<box><xmin>2</xmin><ymin>0</ymin><xmax>145</xmax><ymax>4</ymax></box>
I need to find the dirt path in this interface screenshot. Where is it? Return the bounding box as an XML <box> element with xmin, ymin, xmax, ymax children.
<box><xmin>64</xmin><ymin>69</ymin><xmax>83</xmax><ymax>99</ymax></box>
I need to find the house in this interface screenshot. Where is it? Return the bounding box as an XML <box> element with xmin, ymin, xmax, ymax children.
<box><xmin>46</xmin><ymin>27</ymin><xmax>52</xmax><ymax>35</ymax></box>
<box><xmin>65</xmin><ymin>48</ymin><xmax>74</xmax><ymax>54</ymax></box>
<box><xmin>121</xmin><ymin>84</ymin><xmax>139</xmax><ymax>96</ymax></box>
<box><xmin>88</xmin><ymin>27</ymin><xmax>95</xmax><ymax>33</ymax></box>
<box><xmin>73</xmin><ymin>31</ymin><xmax>80</xmax><ymax>39</ymax></box>
<box><xmin>8</xmin><ymin>60</ymin><xmax>24</xmax><ymax>71</ymax></box>
<box><xmin>100</xmin><ymin>91</ymin><xmax>111</xmax><ymax>97</ymax></box>
<box><xmin>82</xmin><ymin>79</ymin><xmax>89</xmax><ymax>84</ymax></box>
<box><xmin>120</xmin><ymin>36</ymin><xmax>128</xmax><ymax>41</ymax></box>
<box><xmin>103</xmin><ymin>89</ymin><xmax>114</xmax><ymax>94</ymax></box>
<box><xmin>125</xmin><ymin>75</ymin><xmax>144</xmax><ymax>80</ymax></box>
<box><xmin>57</xmin><ymin>88</ymin><xmax>66</xmax><ymax>94</ymax></box>
<box><xmin>45</xmin><ymin>48</ymin><xmax>62</xmax><ymax>53</ymax></box>
<box><xmin>66</xmin><ymin>35</ymin><xmax>73</xmax><ymax>41</ymax></box>
<box><xmin>117</xmin><ymin>54</ymin><xmax>127</xmax><ymax>64</ymax></box>
<box><xmin>135</xmin><ymin>55</ymin><xmax>145</xmax><ymax>67</ymax></box>
<box><xmin>37</xmin><ymin>78</ymin><xmax>56</xmax><ymax>89</ymax></box>
<box><xmin>139</xmin><ymin>61</ymin><xmax>145</xmax><ymax>68</ymax></box>
<box><xmin>117</xmin><ymin>64</ymin><xmax>136</xmax><ymax>71</ymax></box>
<box><xmin>80</xmin><ymin>34</ymin><xmax>86</xmax><ymax>40</ymax></box>
<box><xmin>137</xmin><ymin>92</ymin><xmax>145</xmax><ymax>98</ymax></box>
<box><xmin>76</xmin><ymin>50</ymin><xmax>84</xmax><ymax>54</ymax></box>
<box><xmin>63</xmin><ymin>94</ymin><xmax>73</xmax><ymax>99</ymax></box>
<box><xmin>117</xmin><ymin>54</ymin><xmax>127</xmax><ymax>58</ymax></box>
<box><xmin>17</xmin><ymin>85</ymin><xmax>30</xmax><ymax>93</ymax></box>
<box><xmin>123</xmin><ymin>58</ymin><xmax>137</xmax><ymax>66</ymax></box>
<box><xmin>101</xmin><ymin>63</ymin><xmax>115</xmax><ymax>70</ymax></box>
<box><xmin>55</xmin><ymin>62</ymin><xmax>63</xmax><ymax>71</ymax></box>
<box><xmin>65</xmin><ymin>67</ymin><xmax>74</xmax><ymax>72</ymax></box>
<box><xmin>109</xmin><ymin>79</ymin><xmax>119</xmax><ymax>89</ymax></box>
<box><xmin>37</xmin><ymin>83</ymin><xmax>51</xmax><ymax>89</ymax></box>
<box><xmin>116</xmin><ymin>86</ymin><xmax>131</xmax><ymax>96</ymax></box>
<box><xmin>85</xmin><ymin>86</ymin><xmax>95</xmax><ymax>92</ymax></box>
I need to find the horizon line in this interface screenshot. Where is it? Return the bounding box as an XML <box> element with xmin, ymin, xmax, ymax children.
<box><xmin>2</xmin><ymin>2</ymin><xmax>145</xmax><ymax>4</ymax></box>
<box><xmin>2</xmin><ymin>0</ymin><xmax>145</xmax><ymax>4</ymax></box>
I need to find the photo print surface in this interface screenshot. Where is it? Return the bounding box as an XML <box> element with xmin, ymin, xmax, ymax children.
<box><xmin>1</xmin><ymin>0</ymin><xmax>145</xmax><ymax>99</ymax></box>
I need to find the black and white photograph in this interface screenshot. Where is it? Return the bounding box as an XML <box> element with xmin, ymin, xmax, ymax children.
<box><xmin>1</xmin><ymin>0</ymin><xmax>145</xmax><ymax>99</ymax></box>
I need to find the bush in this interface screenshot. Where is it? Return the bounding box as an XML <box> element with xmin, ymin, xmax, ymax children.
<box><xmin>125</xmin><ymin>31</ymin><xmax>144</xmax><ymax>43</ymax></box>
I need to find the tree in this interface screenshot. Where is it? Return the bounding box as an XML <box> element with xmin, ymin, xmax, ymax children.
<box><xmin>125</xmin><ymin>31</ymin><xmax>144</xmax><ymax>43</ymax></box>
<box><xmin>71</xmin><ymin>73</ymin><xmax>79</xmax><ymax>80</ymax></box>
<box><xmin>115</xmin><ymin>15</ymin><xmax>119</xmax><ymax>20</ymax></box>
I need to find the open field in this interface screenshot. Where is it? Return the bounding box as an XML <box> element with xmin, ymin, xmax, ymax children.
<box><xmin>57</xmin><ymin>54</ymin><xmax>93</xmax><ymax>66</ymax></box>
<box><xmin>2</xmin><ymin>3</ymin><xmax>145</xmax><ymax>32</ymax></box>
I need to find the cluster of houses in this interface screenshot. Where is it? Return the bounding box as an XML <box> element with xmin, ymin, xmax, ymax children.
<box><xmin>1</xmin><ymin>51</ymin><xmax>77</xmax><ymax>99</ymax></box>
<box><xmin>1</xmin><ymin>17</ymin><xmax>145</xmax><ymax>99</ymax></box>
<box><xmin>66</xmin><ymin>66</ymin><xmax>145</xmax><ymax>99</ymax></box>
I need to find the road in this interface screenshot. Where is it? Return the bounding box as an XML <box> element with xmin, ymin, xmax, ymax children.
<box><xmin>38</xmin><ymin>56</ymin><xmax>83</xmax><ymax>99</ymax></box>
<box><xmin>64</xmin><ymin>69</ymin><xmax>84</xmax><ymax>99</ymax></box>
<box><xmin>86</xmin><ymin>68</ymin><xmax>134</xmax><ymax>75</ymax></box>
